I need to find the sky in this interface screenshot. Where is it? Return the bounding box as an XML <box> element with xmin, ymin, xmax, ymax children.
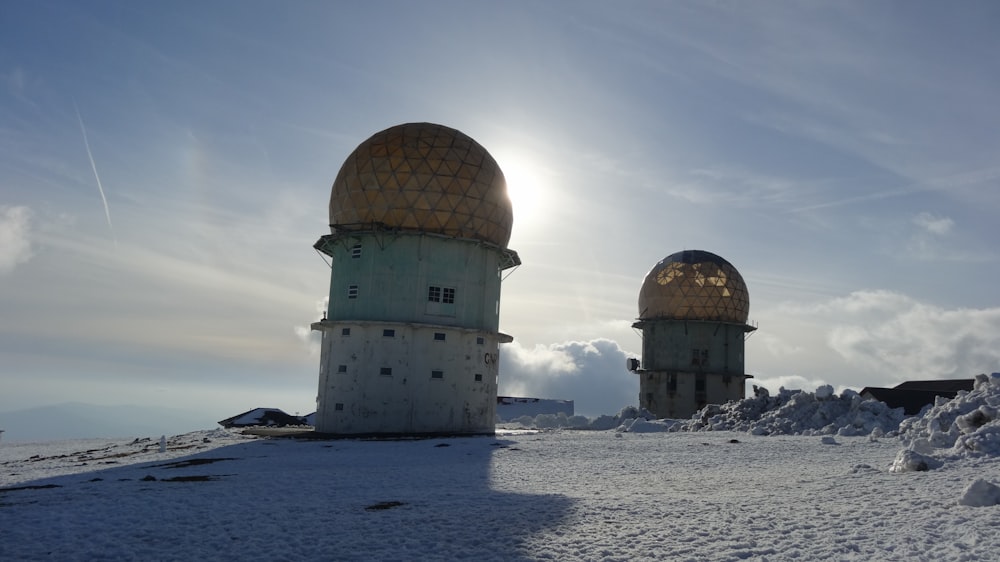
<box><xmin>2</xmin><ymin>1</ymin><xmax>999</xmax><ymax>423</ymax></box>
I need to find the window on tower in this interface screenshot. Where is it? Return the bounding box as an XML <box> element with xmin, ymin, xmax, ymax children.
<box><xmin>428</xmin><ymin>285</ymin><xmax>456</xmax><ymax>303</ymax></box>
<box><xmin>348</xmin><ymin>285</ymin><xmax>359</xmax><ymax>299</ymax></box>
<box><xmin>426</xmin><ymin>285</ymin><xmax>457</xmax><ymax>317</ymax></box>
<box><xmin>351</xmin><ymin>244</ymin><xmax>362</xmax><ymax>258</ymax></box>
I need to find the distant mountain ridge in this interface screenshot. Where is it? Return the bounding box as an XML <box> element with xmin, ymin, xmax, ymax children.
<box><xmin>0</xmin><ymin>402</ymin><xmax>221</xmax><ymax>443</ymax></box>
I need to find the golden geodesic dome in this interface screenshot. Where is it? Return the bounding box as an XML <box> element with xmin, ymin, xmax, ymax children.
<box><xmin>638</xmin><ymin>250</ymin><xmax>750</xmax><ymax>324</ymax></box>
<box><xmin>329</xmin><ymin>122</ymin><xmax>513</xmax><ymax>247</ymax></box>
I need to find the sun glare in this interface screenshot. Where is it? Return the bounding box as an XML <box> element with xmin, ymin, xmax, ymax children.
<box><xmin>498</xmin><ymin>153</ymin><xmax>549</xmax><ymax>230</ymax></box>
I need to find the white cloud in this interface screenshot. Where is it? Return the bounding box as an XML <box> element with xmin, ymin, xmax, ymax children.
<box><xmin>738</xmin><ymin>283</ymin><xmax>1000</xmax><ymax>408</ymax></box>
<box><xmin>672</xmin><ymin>166</ymin><xmax>805</xmax><ymax>209</ymax></box>
<box><xmin>756</xmin><ymin>332</ymin><xmax>803</xmax><ymax>358</ymax></box>
<box><xmin>900</xmin><ymin>210</ymin><xmax>985</xmax><ymax>263</ymax></box>
<box><xmin>0</xmin><ymin>205</ymin><xmax>33</xmax><ymax>275</ymax></box>
<box><xmin>825</xmin><ymin>289</ymin><xmax>913</xmax><ymax>317</ymax></box>
<box><xmin>775</xmin><ymin>290</ymin><xmax>1000</xmax><ymax>385</ymax></box>
<box><xmin>912</xmin><ymin>212</ymin><xmax>953</xmax><ymax>235</ymax></box>
<box><xmin>499</xmin><ymin>338</ymin><xmax>638</xmax><ymax>418</ymax></box>
<box><xmin>751</xmin><ymin>374</ymin><xmax>829</xmax><ymax>395</ymax></box>
<box><xmin>824</xmin><ymin>291</ymin><xmax>1000</xmax><ymax>382</ymax></box>
<box><xmin>293</xmin><ymin>296</ymin><xmax>328</xmax><ymax>356</ymax></box>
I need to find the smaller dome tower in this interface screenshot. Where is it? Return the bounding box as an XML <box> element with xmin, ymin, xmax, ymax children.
<box><xmin>631</xmin><ymin>250</ymin><xmax>755</xmax><ymax>419</ymax></box>
<box><xmin>638</xmin><ymin>250</ymin><xmax>749</xmax><ymax>324</ymax></box>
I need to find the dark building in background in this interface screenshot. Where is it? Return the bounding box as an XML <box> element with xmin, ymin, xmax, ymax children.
<box><xmin>861</xmin><ymin>379</ymin><xmax>975</xmax><ymax>415</ymax></box>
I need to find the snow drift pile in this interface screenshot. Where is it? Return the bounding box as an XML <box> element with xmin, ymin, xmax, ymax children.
<box><xmin>500</xmin><ymin>374</ymin><xmax>1000</xmax><ymax>459</ymax></box>
<box><xmin>680</xmin><ymin>385</ymin><xmax>906</xmax><ymax>436</ymax></box>
<box><xmin>611</xmin><ymin>385</ymin><xmax>906</xmax><ymax>436</ymax></box>
<box><xmin>502</xmin><ymin>386</ymin><xmax>908</xmax><ymax>436</ymax></box>
<box><xmin>890</xmin><ymin>373</ymin><xmax>1000</xmax><ymax>473</ymax></box>
<box><xmin>501</xmin><ymin>407</ymin><xmax>645</xmax><ymax>431</ymax></box>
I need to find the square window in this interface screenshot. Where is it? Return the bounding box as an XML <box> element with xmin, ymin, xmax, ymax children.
<box><xmin>476</xmin><ymin>336</ymin><xmax>485</xmax><ymax>345</ymax></box>
<box><xmin>341</xmin><ymin>328</ymin><xmax>351</xmax><ymax>336</ymax></box>
<box><xmin>351</xmin><ymin>244</ymin><xmax>362</xmax><ymax>258</ymax></box>
<box><xmin>334</xmin><ymin>403</ymin><xmax>344</xmax><ymax>411</ymax></box>
<box><xmin>434</xmin><ymin>332</ymin><xmax>446</xmax><ymax>341</ymax></box>
<box><xmin>380</xmin><ymin>367</ymin><xmax>392</xmax><ymax>376</ymax></box>
<box><xmin>383</xmin><ymin>329</ymin><xmax>395</xmax><ymax>337</ymax></box>
<box><xmin>348</xmin><ymin>285</ymin><xmax>359</xmax><ymax>299</ymax></box>
<box><xmin>474</xmin><ymin>373</ymin><xmax>483</xmax><ymax>382</ymax></box>
<box><xmin>431</xmin><ymin>370</ymin><xmax>444</xmax><ymax>379</ymax></box>
<box><xmin>337</xmin><ymin>365</ymin><xmax>347</xmax><ymax>373</ymax></box>
<box><xmin>426</xmin><ymin>285</ymin><xmax>457</xmax><ymax>317</ymax></box>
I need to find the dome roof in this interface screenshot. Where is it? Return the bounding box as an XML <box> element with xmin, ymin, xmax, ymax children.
<box><xmin>638</xmin><ymin>250</ymin><xmax>749</xmax><ymax>323</ymax></box>
<box><xmin>329</xmin><ymin>122</ymin><xmax>513</xmax><ymax>247</ymax></box>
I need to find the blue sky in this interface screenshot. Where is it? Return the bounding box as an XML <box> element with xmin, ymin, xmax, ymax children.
<box><xmin>2</xmin><ymin>1</ymin><xmax>998</xmax><ymax>426</ymax></box>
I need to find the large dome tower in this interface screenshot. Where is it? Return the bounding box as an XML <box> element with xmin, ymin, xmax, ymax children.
<box><xmin>630</xmin><ymin>250</ymin><xmax>755</xmax><ymax>419</ymax></box>
<box><xmin>311</xmin><ymin>123</ymin><xmax>520</xmax><ymax>435</ymax></box>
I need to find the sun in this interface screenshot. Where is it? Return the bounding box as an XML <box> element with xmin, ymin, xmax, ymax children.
<box><xmin>497</xmin><ymin>152</ymin><xmax>549</xmax><ymax>230</ymax></box>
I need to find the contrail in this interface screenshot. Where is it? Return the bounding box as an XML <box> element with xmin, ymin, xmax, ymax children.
<box><xmin>73</xmin><ymin>100</ymin><xmax>116</xmax><ymax>246</ymax></box>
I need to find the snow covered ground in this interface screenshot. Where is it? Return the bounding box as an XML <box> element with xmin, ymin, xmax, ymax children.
<box><xmin>4</xmin><ymin>375</ymin><xmax>1000</xmax><ymax>560</ymax></box>
<box><xmin>1</xmin><ymin>426</ymin><xmax>998</xmax><ymax>560</ymax></box>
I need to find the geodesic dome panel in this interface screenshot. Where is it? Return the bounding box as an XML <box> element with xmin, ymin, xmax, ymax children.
<box><xmin>638</xmin><ymin>250</ymin><xmax>749</xmax><ymax>323</ymax></box>
<box><xmin>329</xmin><ymin>122</ymin><xmax>513</xmax><ymax>248</ymax></box>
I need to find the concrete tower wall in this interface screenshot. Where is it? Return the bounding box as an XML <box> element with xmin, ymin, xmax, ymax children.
<box><xmin>638</xmin><ymin>370</ymin><xmax>745</xmax><ymax>420</ymax></box>
<box><xmin>639</xmin><ymin>320</ymin><xmax>746</xmax><ymax>374</ymax></box>
<box><xmin>313</xmin><ymin>321</ymin><xmax>502</xmax><ymax>434</ymax></box>
<box><xmin>636</xmin><ymin>319</ymin><xmax>748</xmax><ymax>419</ymax></box>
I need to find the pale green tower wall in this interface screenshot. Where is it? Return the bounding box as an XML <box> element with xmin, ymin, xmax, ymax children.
<box><xmin>324</xmin><ymin>232</ymin><xmax>502</xmax><ymax>331</ymax></box>
<box><xmin>639</xmin><ymin>320</ymin><xmax>746</xmax><ymax>375</ymax></box>
<box><xmin>636</xmin><ymin>319</ymin><xmax>749</xmax><ymax>419</ymax></box>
